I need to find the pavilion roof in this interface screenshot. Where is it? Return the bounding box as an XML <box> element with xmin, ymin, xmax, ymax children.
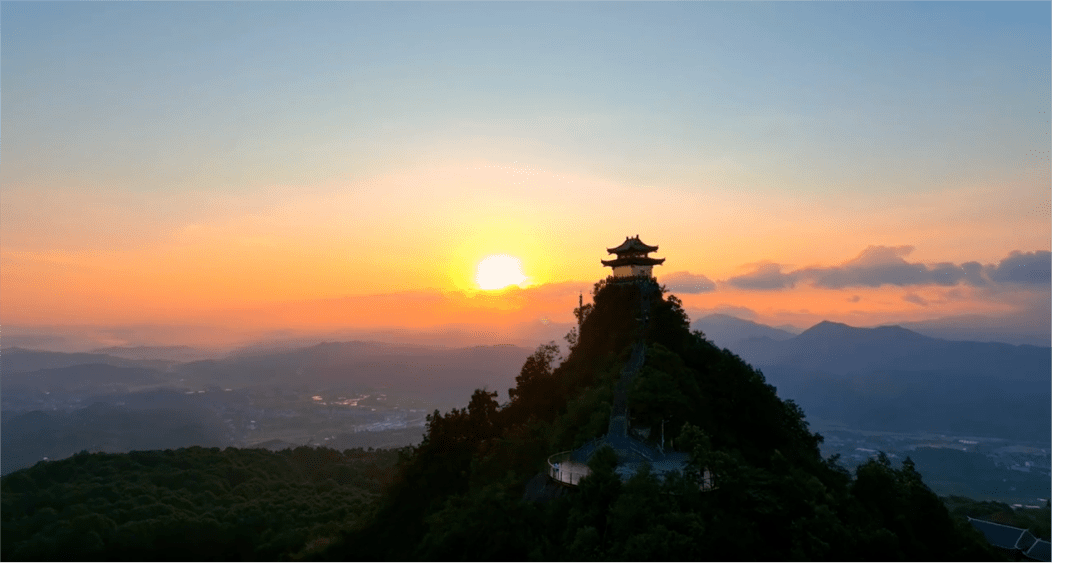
<box><xmin>601</xmin><ymin>256</ymin><xmax>666</xmax><ymax>267</ymax></box>
<box><xmin>607</xmin><ymin>236</ymin><xmax>659</xmax><ymax>255</ymax></box>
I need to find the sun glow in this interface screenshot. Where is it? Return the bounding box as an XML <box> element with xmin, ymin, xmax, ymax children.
<box><xmin>475</xmin><ymin>254</ymin><xmax>528</xmax><ymax>290</ymax></box>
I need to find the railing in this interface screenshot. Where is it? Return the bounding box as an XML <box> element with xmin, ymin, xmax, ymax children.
<box><xmin>547</xmin><ymin>451</ymin><xmax>591</xmax><ymax>486</ymax></box>
<box><xmin>549</xmin><ymin>449</ymin><xmax>716</xmax><ymax>491</ymax></box>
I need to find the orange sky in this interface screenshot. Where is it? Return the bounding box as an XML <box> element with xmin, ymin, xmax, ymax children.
<box><xmin>1</xmin><ymin>161</ymin><xmax>1050</xmax><ymax>331</ymax></box>
<box><xmin>0</xmin><ymin>3</ymin><xmax>1054</xmax><ymax>351</ymax></box>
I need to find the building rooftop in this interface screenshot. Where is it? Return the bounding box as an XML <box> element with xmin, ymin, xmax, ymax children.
<box><xmin>607</xmin><ymin>235</ymin><xmax>659</xmax><ymax>255</ymax></box>
<box><xmin>966</xmin><ymin>517</ymin><xmax>1039</xmax><ymax>552</ymax></box>
<box><xmin>601</xmin><ymin>256</ymin><xmax>666</xmax><ymax>268</ymax></box>
<box><xmin>1025</xmin><ymin>538</ymin><xmax>1051</xmax><ymax>562</ymax></box>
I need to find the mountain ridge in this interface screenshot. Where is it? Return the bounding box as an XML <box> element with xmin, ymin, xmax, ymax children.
<box><xmin>694</xmin><ymin>316</ymin><xmax>1049</xmax><ymax>379</ymax></box>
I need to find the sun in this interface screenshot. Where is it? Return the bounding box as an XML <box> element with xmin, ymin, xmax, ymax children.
<box><xmin>475</xmin><ymin>254</ymin><xmax>528</xmax><ymax>290</ymax></box>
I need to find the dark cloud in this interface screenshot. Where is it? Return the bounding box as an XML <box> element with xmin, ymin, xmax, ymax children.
<box><xmin>718</xmin><ymin>246</ymin><xmax>1049</xmax><ymax>291</ymax></box>
<box><xmin>660</xmin><ymin>271</ymin><xmax>717</xmax><ymax>294</ymax></box>
<box><xmin>959</xmin><ymin>262</ymin><xmax>987</xmax><ymax>286</ymax></box>
<box><xmin>725</xmin><ymin>262</ymin><xmax>801</xmax><ymax>290</ymax></box>
<box><xmin>807</xmin><ymin>246</ymin><xmax>986</xmax><ymax>289</ymax></box>
<box><xmin>848</xmin><ymin>295</ymin><xmax>861</xmax><ymax>303</ymax></box>
<box><xmin>985</xmin><ymin>250</ymin><xmax>1051</xmax><ymax>285</ymax></box>
<box><xmin>943</xmin><ymin>288</ymin><xmax>966</xmax><ymax>300</ymax></box>
<box><xmin>902</xmin><ymin>293</ymin><xmax>929</xmax><ymax>306</ymax></box>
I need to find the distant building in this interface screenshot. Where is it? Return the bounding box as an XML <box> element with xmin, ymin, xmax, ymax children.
<box><xmin>602</xmin><ymin>235</ymin><xmax>665</xmax><ymax>278</ymax></box>
<box><xmin>966</xmin><ymin>517</ymin><xmax>1050</xmax><ymax>561</ymax></box>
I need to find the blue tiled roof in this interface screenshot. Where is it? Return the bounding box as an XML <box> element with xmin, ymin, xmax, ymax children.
<box><xmin>1025</xmin><ymin>538</ymin><xmax>1051</xmax><ymax>562</ymax></box>
<box><xmin>967</xmin><ymin>517</ymin><xmax>1038</xmax><ymax>551</ymax></box>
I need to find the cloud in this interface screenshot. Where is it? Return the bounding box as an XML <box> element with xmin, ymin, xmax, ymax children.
<box><xmin>943</xmin><ymin>288</ymin><xmax>966</xmax><ymax>300</ymax></box>
<box><xmin>848</xmin><ymin>295</ymin><xmax>861</xmax><ymax>303</ymax></box>
<box><xmin>902</xmin><ymin>293</ymin><xmax>929</xmax><ymax>306</ymax></box>
<box><xmin>660</xmin><ymin>271</ymin><xmax>717</xmax><ymax>294</ymax></box>
<box><xmin>720</xmin><ymin>246</ymin><xmax>1048</xmax><ymax>291</ymax></box>
<box><xmin>807</xmin><ymin>245</ymin><xmax>987</xmax><ymax>289</ymax></box>
<box><xmin>985</xmin><ymin>250</ymin><xmax>1051</xmax><ymax>285</ymax></box>
<box><xmin>725</xmin><ymin>262</ymin><xmax>801</xmax><ymax>290</ymax></box>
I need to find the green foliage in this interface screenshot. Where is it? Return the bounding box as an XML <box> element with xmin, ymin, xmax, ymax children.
<box><xmin>0</xmin><ymin>446</ymin><xmax>400</xmax><ymax>561</ymax></box>
<box><xmin>417</xmin><ymin>479</ymin><xmax>543</xmax><ymax>561</ymax></box>
<box><xmin>504</xmin><ymin>342</ymin><xmax>561</xmax><ymax>425</ymax></box>
<box><xmin>843</xmin><ymin>454</ymin><xmax>1002</xmax><ymax>560</ymax></box>
<box><xmin>628</xmin><ymin>344</ymin><xmax>700</xmax><ymax>445</ymax></box>
<box><xmin>605</xmin><ymin>465</ymin><xmax>704</xmax><ymax>561</ymax></box>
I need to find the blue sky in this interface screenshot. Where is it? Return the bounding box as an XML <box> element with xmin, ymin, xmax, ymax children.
<box><xmin>3</xmin><ymin>2</ymin><xmax>1050</xmax><ymax>194</ymax></box>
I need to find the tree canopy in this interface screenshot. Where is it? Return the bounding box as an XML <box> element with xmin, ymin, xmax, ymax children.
<box><xmin>1</xmin><ymin>446</ymin><xmax>401</xmax><ymax>561</ymax></box>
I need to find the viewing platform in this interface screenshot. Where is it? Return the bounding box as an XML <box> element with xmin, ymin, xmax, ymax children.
<box><xmin>546</xmin><ymin>451</ymin><xmax>592</xmax><ymax>486</ymax></box>
<box><xmin>546</xmin><ymin>441</ymin><xmax>696</xmax><ymax>486</ymax></box>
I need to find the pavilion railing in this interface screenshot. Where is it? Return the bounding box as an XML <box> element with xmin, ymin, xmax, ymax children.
<box><xmin>547</xmin><ymin>451</ymin><xmax>591</xmax><ymax>486</ymax></box>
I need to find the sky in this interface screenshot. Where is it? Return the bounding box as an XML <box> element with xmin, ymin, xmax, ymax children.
<box><xmin>0</xmin><ymin>1</ymin><xmax>1055</xmax><ymax>350</ymax></box>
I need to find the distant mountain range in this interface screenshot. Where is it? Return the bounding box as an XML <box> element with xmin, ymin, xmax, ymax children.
<box><xmin>896</xmin><ymin>315</ymin><xmax>1050</xmax><ymax>348</ymax></box>
<box><xmin>1</xmin><ymin>347</ymin><xmax>172</xmax><ymax>373</ymax></box>
<box><xmin>690</xmin><ymin>314</ymin><xmax>798</xmax><ymax>350</ymax></box>
<box><xmin>2</xmin><ymin>341</ymin><xmax>535</xmax><ymax>408</ymax></box>
<box><xmin>692</xmin><ymin>315</ymin><xmax>1050</xmax><ymax>381</ymax></box>
<box><xmin>90</xmin><ymin>345</ymin><xmax>224</xmax><ymax>363</ymax></box>
<box><xmin>173</xmin><ymin>341</ymin><xmax>534</xmax><ymax>405</ymax></box>
<box><xmin>1</xmin><ymin>341</ymin><xmax>535</xmax><ymax>475</ymax></box>
<box><xmin>1</xmin><ymin>393</ymin><xmax>229</xmax><ymax>475</ymax></box>
<box><xmin>3</xmin><ymin>320</ymin><xmax>1052</xmax><ymax>446</ymax></box>
<box><xmin>3</xmin><ymin>363</ymin><xmax>164</xmax><ymax>393</ymax></box>
<box><xmin>691</xmin><ymin>315</ymin><xmax>1050</xmax><ymax>441</ymax></box>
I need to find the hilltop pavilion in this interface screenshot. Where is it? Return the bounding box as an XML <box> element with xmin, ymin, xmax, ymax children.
<box><xmin>544</xmin><ymin>236</ymin><xmax>705</xmax><ymax>490</ymax></box>
<box><xmin>602</xmin><ymin>235</ymin><xmax>665</xmax><ymax>278</ymax></box>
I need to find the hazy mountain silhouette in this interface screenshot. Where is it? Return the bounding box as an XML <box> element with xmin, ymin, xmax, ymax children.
<box><xmin>690</xmin><ymin>319</ymin><xmax>1051</xmax><ymax>441</ymax></box>
<box><xmin>690</xmin><ymin>313</ymin><xmax>798</xmax><ymax>350</ymax></box>
<box><xmin>4</xmin><ymin>340</ymin><xmax>536</xmax><ymax>407</ymax></box>
<box><xmin>1</xmin><ymin>393</ymin><xmax>229</xmax><ymax>475</ymax></box>
<box><xmin>174</xmin><ymin>341</ymin><xmax>534</xmax><ymax>406</ymax></box>
<box><xmin>731</xmin><ymin>320</ymin><xmax>1050</xmax><ymax>382</ymax></box>
<box><xmin>90</xmin><ymin>345</ymin><xmax>223</xmax><ymax>363</ymax></box>
<box><xmin>2</xmin><ymin>363</ymin><xmax>166</xmax><ymax>393</ymax></box>
<box><xmin>225</xmin><ymin>338</ymin><xmax>452</xmax><ymax>359</ymax></box>
<box><xmin>2</xmin><ymin>347</ymin><xmax>171</xmax><ymax>373</ymax></box>
<box><xmin>898</xmin><ymin>314</ymin><xmax>1050</xmax><ymax>348</ymax></box>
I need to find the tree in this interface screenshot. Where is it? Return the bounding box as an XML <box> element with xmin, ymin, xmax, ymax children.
<box><xmin>504</xmin><ymin>342</ymin><xmax>563</xmax><ymax>427</ymax></box>
<box><xmin>508</xmin><ymin>342</ymin><xmax>560</xmax><ymax>405</ymax></box>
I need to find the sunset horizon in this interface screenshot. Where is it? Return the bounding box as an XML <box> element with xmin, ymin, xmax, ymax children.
<box><xmin>2</xmin><ymin>2</ymin><xmax>1052</xmax><ymax>353</ymax></box>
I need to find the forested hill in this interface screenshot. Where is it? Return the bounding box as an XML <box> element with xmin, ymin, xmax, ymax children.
<box><xmin>0</xmin><ymin>446</ymin><xmax>403</xmax><ymax>560</ymax></box>
<box><xmin>322</xmin><ymin>278</ymin><xmax>1001</xmax><ymax>561</ymax></box>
